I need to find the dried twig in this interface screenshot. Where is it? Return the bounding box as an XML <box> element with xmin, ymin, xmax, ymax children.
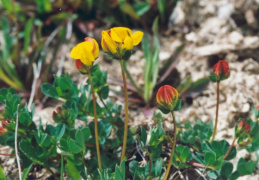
<box><xmin>28</xmin><ymin>63</ymin><xmax>41</xmax><ymax>111</ymax></box>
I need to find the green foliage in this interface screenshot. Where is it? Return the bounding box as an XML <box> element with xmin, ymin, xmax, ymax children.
<box><xmin>0</xmin><ymin>63</ymin><xmax>258</xmax><ymax>179</ymax></box>
<box><xmin>0</xmin><ymin>165</ymin><xmax>6</xmax><ymax>180</ymax></box>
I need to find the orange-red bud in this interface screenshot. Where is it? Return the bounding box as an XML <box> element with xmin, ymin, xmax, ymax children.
<box><xmin>156</xmin><ymin>85</ymin><xmax>179</xmax><ymax>111</ymax></box>
<box><xmin>235</xmin><ymin>120</ymin><xmax>251</xmax><ymax>138</ymax></box>
<box><xmin>213</xmin><ymin>60</ymin><xmax>230</xmax><ymax>81</ymax></box>
<box><xmin>75</xmin><ymin>59</ymin><xmax>89</xmax><ymax>74</ymax></box>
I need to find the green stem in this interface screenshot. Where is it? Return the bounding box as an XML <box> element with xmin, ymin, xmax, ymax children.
<box><xmin>211</xmin><ymin>81</ymin><xmax>220</xmax><ymax>142</ymax></box>
<box><xmin>163</xmin><ymin>111</ymin><xmax>177</xmax><ymax>180</ymax></box>
<box><xmin>146</xmin><ymin>150</ymin><xmax>152</xmax><ymax>177</ymax></box>
<box><xmin>223</xmin><ymin>137</ymin><xmax>237</xmax><ymax>160</ymax></box>
<box><xmin>88</xmin><ymin>73</ymin><xmax>102</xmax><ymax>170</ymax></box>
<box><xmin>120</xmin><ymin>59</ymin><xmax>129</xmax><ymax>163</ymax></box>
<box><xmin>122</xmin><ymin>60</ymin><xmax>143</xmax><ymax>96</ymax></box>
<box><xmin>60</xmin><ymin>155</ymin><xmax>64</xmax><ymax>180</ymax></box>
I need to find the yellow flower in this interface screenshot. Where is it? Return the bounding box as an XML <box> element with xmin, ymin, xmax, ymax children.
<box><xmin>101</xmin><ymin>27</ymin><xmax>143</xmax><ymax>59</ymax></box>
<box><xmin>70</xmin><ymin>37</ymin><xmax>99</xmax><ymax>66</ymax></box>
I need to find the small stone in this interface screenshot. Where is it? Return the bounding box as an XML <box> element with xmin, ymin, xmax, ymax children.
<box><xmin>159</xmin><ymin>51</ymin><xmax>171</xmax><ymax>61</ymax></box>
<box><xmin>241</xmin><ymin>103</ymin><xmax>250</xmax><ymax>113</ymax></box>
<box><xmin>228</xmin><ymin>31</ymin><xmax>243</xmax><ymax>45</ymax></box>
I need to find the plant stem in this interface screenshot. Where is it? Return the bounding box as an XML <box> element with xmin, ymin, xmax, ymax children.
<box><xmin>120</xmin><ymin>59</ymin><xmax>129</xmax><ymax>163</ymax></box>
<box><xmin>60</xmin><ymin>155</ymin><xmax>64</xmax><ymax>180</ymax></box>
<box><xmin>211</xmin><ymin>81</ymin><xmax>220</xmax><ymax>142</ymax></box>
<box><xmin>223</xmin><ymin>137</ymin><xmax>237</xmax><ymax>160</ymax></box>
<box><xmin>88</xmin><ymin>73</ymin><xmax>102</xmax><ymax>170</ymax></box>
<box><xmin>146</xmin><ymin>150</ymin><xmax>152</xmax><ymax>177</ymax></box>
<box><xmin>163</xmin><ymin>111</ymin><xmax>177</xmax><ymax>180</ymax></box>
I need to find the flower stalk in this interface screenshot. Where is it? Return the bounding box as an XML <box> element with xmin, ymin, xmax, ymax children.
<box><xmin>211</xmin><ymin>81</ymin><xmax>220</xmax><ymax>141</ymax></box>
<box><xmin>223</xmin><ymin>137</ymin><xmax>237</xmax><ymax>160</ymax></box>
<box><xmin>120</xmin><ymin>59</ymin><xmax>129</xmax><ymax>163</ymax></box>
<box><xmin>163</xmin><ymin>111</ymin><xmax>177</xmax><ymax>180</ymax></box>
<box><xmin>88</xmin><ymin>73</ymin><xmax>102</xmax><ymax>170</ymax></box>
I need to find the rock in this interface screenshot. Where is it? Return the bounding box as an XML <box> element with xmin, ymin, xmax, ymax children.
<box><xmin>241</xmin><ymin>103</ymin><xmax>250</xmax><ymax>113</ymax></box>
<box><xmin>228</xmin><ymin>31</ymin><xmax>243</xmax><ymax>45</ymax></box>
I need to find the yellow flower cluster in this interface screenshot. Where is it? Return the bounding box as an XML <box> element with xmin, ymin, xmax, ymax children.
<box><xmin>101</xmin><ymin>27</ymin><xmax>143</xmax><ymax>58</ymax></box>
<box><xmin>70</xmin><ymin>27</ymin><xmax>143</xmax><ymax>73</ymax></box>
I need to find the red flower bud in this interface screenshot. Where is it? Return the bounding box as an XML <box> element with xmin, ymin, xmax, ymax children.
<box><xmin>75</xmin><ymin>59</ymin><xmax>89</xmax><ymax>74</ymax></box>
<box><xmin>56</xmin><ymin>107</ymin><xmax>62</xmax><ymax>113</ymax></box>
<box><xmin>235</xmin><ymin>120</ymin><xmax>251</xmax><ymax>138</ymax></box>
<box><xmin>52</xmin><ymin>111</ymin><xmax>57</xmax><ymax>118</ymax></box>
<box><xmin>1</xmin><ymin>120</ymin><xmax>9</xmax><ymax>128</ymax></box>
<box><xmin>0</xmin><ymin>121</ymin><xmax>7</xmax><ymax>136</ymax></box>
<box><xmin>156</xmin><ymin>85</ymin><xmax>179</xmax><ymax>111</ymax></box>
<box><xmin>213</xmin><ymin>60</ymin><xmax>230</xmax><ymax>81</ymax></box>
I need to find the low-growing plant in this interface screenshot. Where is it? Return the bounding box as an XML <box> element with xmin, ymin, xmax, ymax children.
<box><xmin>0</xmin><ymin>27</ymin><xmax>258</xmax><ymax>180</ymax></box>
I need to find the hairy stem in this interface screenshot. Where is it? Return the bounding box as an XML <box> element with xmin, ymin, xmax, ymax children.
<box><xmin>88</xmin><ymin>73</ymin><xmax>102</xmax><ymax>170</ymax></box>
<box><xmin>163</xmin><ymin>111</ymin><xmax>177</xmax><ymax>180</ymax></box>
<box><xmin>120</xmin><ymin>59</ymin><xmax>129</xmax><ymax>163</ymax></box>
<box><xmin>211</xmin><ymin>81</ymin><xmax>220</xmax><ymax>141</ymax></box>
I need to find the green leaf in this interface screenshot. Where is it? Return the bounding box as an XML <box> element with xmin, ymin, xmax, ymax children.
<box><xmin>209</xmin><ymin>74</ymin><xmax>217</xmax><ymax>83</ymax></box>
<box><xmin>202</xmin><ymin>140</ymin><xmax>236</xmax><ymax>161</ymax></box>
<box><xmin>22</xmin><ymin>163</ymin><xmax>33</xmax><ymax>180</ymax></box>
<box><xmin>213</xmin><ymin>157</ymin><xmax>224</xmax><ymax>170</ymax></box>
<box><xmin>154</xmin><ymin>158</ymin><xmax>163</xmax><ymax>177</ymax></box>
<box><xmin>230</xmin><ymin>171</ymin><xmax>240</xmax><ymax>179</ymax></box>
<box><xmin>119</xmin><ymin>3</ymin><xmax>140</xmax><ymax>20</ymax></box>
<box><xmin>23</xmin><ymin>18</ymin><xmax>33</xmax><ymax>54</ymax></box>
<box><xmin>75</xmin><ymin>129</ymin><xmax>85</xmax><ymax>148</ymax></box>
<box><xmin>237</xmin><ymin>158</ymin><xmax>257</xmax><ymax>175</ymax></box>
<box><xmin>141</xmin><ymin>127</ymin><xmax>147</xmax><ymax>145</ymax></box>
<box><xmin>82</xmin><ymin>127</ymin><xmax>91</xmax><ymax>141</ymax></box>
<box><xmin>41</xmin><ymin>83</ymin><xmax>59</xmax><ymax>99</ymax></box>
<box><xmin>134</xmin><ymin>2</ymin><xmax>150</xmax><ymax>16</ymax></box>
<box><xmin>55</xmin><ymin>124</ymin><xmax>66</xmax><ymax>141</ymax></box>
<box><xmin>173</xmin><ymin>99</ymin><xmax>182</xmax><ymax>111</ymax></box>
<box><xmin>65</xmin><ymin>159</ymin><xmax>81</xmax><ymax>180</ymax></box>
<box><xmin>99</xmin><ymin>86</ymin><xmax>109</xmax><ymax>99</ymax></box>
<box><xmin>68</xmin><ymin>138</ymin><xmax>84</xmax><ymax>154</ymax></box>
<box><xmin>177</xmin><ymin>76</ymin><xmax>192</xmax><ymax>95</ymax></box>
<box><xmin>158</xmin><ymin>106</ymin><xmax>170</xmax><ymax>114</ymax></box>
<box><xmin>205</xmin><ymin>151</ymin><xmax>216</xmax><ymax>166</ymax></box>
<box><xmin>0</xmin><ymin>165</ymin><xmax>6</xmax><ymax>180</ymax></box>
<box><xmin>182</xmin><ymin>77</ymin><xmax>210</xmax><ymax>97</ymax></box>
<box><xmin>157</xmin><ymin>0</ymin><xmax>166</xmax><ymax>22</ymax></box>
<box><xmin>207</xmin><ymin>170</ymin><xmax>219</xmax><ymax>179</ymax></box>
<box><xmin>129</xmin><ymin>161</ymin><xmax>141</xmax><ymax>179</ymax></box>
<box><xmin>175</xmin><ymin>145</ymin><xmax>192</xmax><ymax>162</ymax></box>
<box><xmin>220</xmin><ymin>162</ymin><xmax>233</xmax><ymax>178</ymax></box>
<box><xmin>115</xmin><ymin>165</ymin><xmax>123</xmax><ymax>180</ymax></box>
<box><xmin>86</xmin><ymin>100</ymin><xmax>102</xmax><ymax>117</ymax></box>
<box><xmin>120</xmin><ymin>160</ymin><xmax>126</xmax><ymax>180</ymax></box>
<box><xmin>19</xmin><ymin>140</ymin><xmax>46</xmax><ymax>166</ymax></box>
<box><xmin>2</xmin><ymin>0</ymin><xmax>13</xmax><ymax>12</ymax></box>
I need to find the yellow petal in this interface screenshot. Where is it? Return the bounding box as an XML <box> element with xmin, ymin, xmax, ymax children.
<box><xmin>123</xmin><ymin>36</ymin><xmax>133</xmax><ymax>50</ymax></box>
<box><xmin>110</xmin><ymin>27</ymin><xmax>132</xmax><ymax>42</ymax></box>
<box><xmin>70</xmin><ymin>46</ymin><xmax>81</xmax><ymax>59</ymax></box>
<box><xmin>77</xmin><ymin>41</ymin><xmax>94</xmax><ymax>53</ymax></box>
<box><xmin>92</xmin><ymin>38</ymin><xmax>99</xmax><ymax>59</ymax></box>
<box><xmin>132</xmin><ymin>31</ymin><xmax>143</xmax><ymax>45</ymax></box>
<box><xmin>101</xmin><ymin>37</ymin><xmax>109</xmax><ymax>52</ymax></box>
<box><xmin>84</xmin><ymin>37</ymin><xmax>99</xmax><ymax>59</ymax></box>
<box><xmin>80</xmin><ymin>49</ymin><xmax>95</xmax><ymax>66</ymax></box>
<box><xmin>102</xmin><ymin>31</ymin><xmax>117</xmax><ymax>54</ymax></box>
